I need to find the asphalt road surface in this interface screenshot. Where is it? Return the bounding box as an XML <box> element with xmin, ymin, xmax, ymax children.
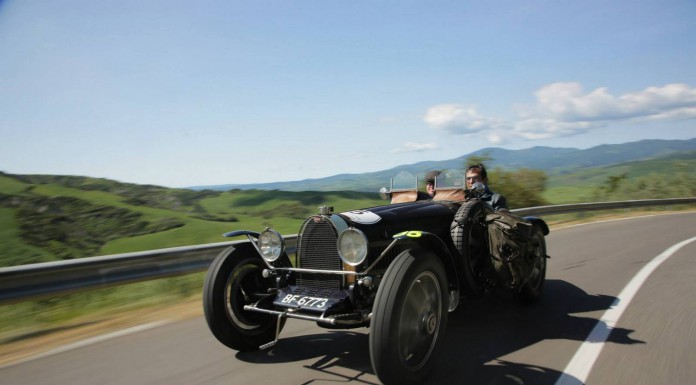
<box><xmin>2</xmin><ymin>212</ymin><xmax>695</xmax><ymax>385</ymax></box>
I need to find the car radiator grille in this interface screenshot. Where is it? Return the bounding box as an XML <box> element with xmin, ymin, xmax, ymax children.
<box><xmin>296</xmin><ymin>217</ymin><xmax>343</xmax><ymax>290</ymax></box>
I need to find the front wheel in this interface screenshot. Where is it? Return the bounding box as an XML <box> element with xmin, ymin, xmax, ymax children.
<box><xmin>370</xmin><ymin>249</ymin><xmax>448</xmax><ymax>385</ymax></box>
<box><xmin>203</xmin><ymin>245</ymin><xmax>283</xmax><ymax>351</ymax></box>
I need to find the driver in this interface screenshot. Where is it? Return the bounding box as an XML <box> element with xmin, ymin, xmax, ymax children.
<box><xmin>465</xmin><ymin>163</ymin><xmax>508</xmax><ymax>212</ymax></box>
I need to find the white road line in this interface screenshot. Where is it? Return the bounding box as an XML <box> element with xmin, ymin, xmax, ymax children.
<box><xmin>554</xmin><ymin>235</ymin><xmax>696</xmax><ymax>385</ymax></box>
<box><xmin>0</xmin><ymin>320</ymin><xmax>170</xmax><ymax>369</ymax></box>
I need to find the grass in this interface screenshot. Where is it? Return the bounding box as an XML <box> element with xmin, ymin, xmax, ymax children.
<box><xmin>0</xmin><ymin>208</ymin><xmax>56</xmax><ymax>265</ymax></box>
<box><xmin>0</xmin><ymin>273</ymin><xmax>206</xmax><ymax>341</ymax></box>
<box><xmin>30</xmin><ymin>184</ymin><xmax>191</xmax><ymax>222</ymax></box>
<box><xmin>0</xmin><ymin>174</ymin><xmax>31</xmax><ymax>194</ymax></box>
<box><xmin>1</xmin><ymin>179</ymin><xmax>384</xmax><ymax>259</ymax></box>
<box><xmin>542</xmin><ymin>186</ymin><xmax>591</xmax><ymax>204</ymax></box>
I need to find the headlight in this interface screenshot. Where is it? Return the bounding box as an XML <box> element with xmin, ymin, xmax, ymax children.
<box><xmin>337</xmin><ymin>228</ymin><xmax>368</xmax><ymax>266</ymax></box>
<box><xmin>258</xmin><ymin>228</ymin><xmax>284</xmax><ymax>263</ymax></box>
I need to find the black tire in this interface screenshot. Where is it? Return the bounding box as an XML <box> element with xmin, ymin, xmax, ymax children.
<box><xmin>370</xmin><ymin>249</ymin><xmax>448</xmax><ymax>385</ymax></box>
<box><xmin>520</xmin><ymin>228</ymin><xmax>547</xmax><ymax>303</ymax></box>
<box><xmin>450</xmin><ymin>200</ymin><xmax>490</xmax><ymax>298</ymax></box>
<box><xmin>203</xmin><ymin>245</ymin><xmax>283</xmax><ymax>351</ymax></box>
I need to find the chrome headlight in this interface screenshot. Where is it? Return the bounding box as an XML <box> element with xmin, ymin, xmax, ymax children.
<box><xmin>337</xmin><ymin>228</ymin><xmax>368</xmax><ymax>266</ymax></box>
<box><xmin>258</xmin><ymin>228</ymin><xmax>284</xmax><ymax>263</ymax></box>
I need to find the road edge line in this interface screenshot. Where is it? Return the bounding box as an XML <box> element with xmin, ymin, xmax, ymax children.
<box><xmin>554</xmin><ymin>235</ymin><xmax>696</xmax><ymax>385</ymax></box>
<box><xmin>0</xmin><ymin>320</ymin><xmax>170</xmax><ymax>369</ymax></box>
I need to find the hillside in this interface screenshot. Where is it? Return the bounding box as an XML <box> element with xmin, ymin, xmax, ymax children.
<box><xmin>542</xmin><ymin>152</ymin><xmax>696</xmax><ymax>203</ymax></box>
<box><xmin>195</xmin><ymin>138</ymin><xmax>696</xmax><ymax>192</ymax></box>
<box><xmin>0</xmin><ymin>173</ymin><xmax>383</xmax><ymax>267</ymax></box>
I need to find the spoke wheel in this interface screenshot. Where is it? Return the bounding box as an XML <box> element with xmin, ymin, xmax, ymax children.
<box><xmin>398</xmin><ymin>271</ymin><xmax>442</xmax><ymax>367</ymax></box>
<box><xmin>370</xmin><ymin>249</ymin><xmax>448</xmax><ymax>385</ymax></box>
<box><xmin>203</xmin><ymin>245</ymin><xmax>284</xmax><ymax>351</ymax></box>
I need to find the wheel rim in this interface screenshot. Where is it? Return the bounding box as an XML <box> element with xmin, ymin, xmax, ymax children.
<box><xmin>224</xmin><ymin>265</ymin><xmax>267</xmax><ymax>330</ymax></box>
<box><xmin>397</xmin><ymin>271</ymin><xmax>442</xmax><ymax>370</ymax></box>
<box><xmin>527</xmin><ymin>234</ymin><xmax>546</xmax><ymax>290</ymax></box>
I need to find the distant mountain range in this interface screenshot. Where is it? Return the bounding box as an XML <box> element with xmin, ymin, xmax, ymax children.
<box><xmin>190</xmin><ymin>138</ymin><xmax>696</xmax><ymax>192</ymax></box>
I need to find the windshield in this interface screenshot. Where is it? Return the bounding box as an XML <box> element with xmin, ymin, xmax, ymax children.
<box><xmin>434</xmin><ymin>169</ymin><xmax>466</xmax><ymax>189</ymax></box>
<box><xmin>391</xmin><ymin>171</ymin><xmax>418</xmax><ymax>191</ymax></box>
<box><xmin>387</xmin><ymin>169</ymin><xmax>467</xmax><ymax>191</ymax></box>
<box><xmin>382</xmin><ymin>169</ymin><xmax>467</xmax><ymax>203</ymax></box>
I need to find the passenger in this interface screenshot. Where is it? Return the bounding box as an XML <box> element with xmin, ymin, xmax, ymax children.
<box><xmin>425</xmin><ymin>170</ymin><xmax>441</xmax><ymax>198</ymax></box>
<box><xmin>465</xmin><ymin>163</ymin><xmax>508</xmax><ymax>212</ymax></box>
<box><xmin>417</xmin><ymin>170</ymin><xmax>440</xmax><ymax>200</ymax></box>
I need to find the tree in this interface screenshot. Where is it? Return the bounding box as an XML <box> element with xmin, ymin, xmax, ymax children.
<box><xmin>492</xmin><ymin>168</ymin><xmax>549</xmax><ymax>209</ymax></box>
<box><xmin>464</xmin><ymin>153</ymin><xmax>494</xmax><ymax>169</ymax></box>
<box><xmin>463</xmin><ymin>155</ymin><xmax>549</xmax><ymax>209</ymax></box>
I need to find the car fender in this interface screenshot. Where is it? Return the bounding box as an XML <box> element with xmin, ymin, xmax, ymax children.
<box><xmin>523</xmin><ymin>216</ymin><xmax>550</xmax><ymax>235</ymax></box>
<box><xmin>392</xmin><ymin>231</ymin><xmax>460</xmax><ymax>292</ymax></box>
<box><xmin>218</xmin><ymin>237</ymin><xmax>293</xmax><ymax>268</ymax></box>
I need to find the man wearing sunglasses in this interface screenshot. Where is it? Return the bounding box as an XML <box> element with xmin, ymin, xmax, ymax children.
<box><xmin>465</xmin><ymin>163</ymin><xmax>508</xmax><ymax>212</ymax></box>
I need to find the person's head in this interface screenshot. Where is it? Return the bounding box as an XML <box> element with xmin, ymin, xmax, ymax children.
<box><xmin>424</xmin><ymin>170</ymin><xmax>441</xmax><ymax>197</ymax></box>
<box><xmin>465</xmin><ymin>163</ymin><xmax>488</xmax><ymax>189</ymax></box>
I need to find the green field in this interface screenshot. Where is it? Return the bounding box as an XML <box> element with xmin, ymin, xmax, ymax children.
<box><xmin>0</xmin><ymin>174</ymin><xmax>385</xmax><ymax>266</ymax></box>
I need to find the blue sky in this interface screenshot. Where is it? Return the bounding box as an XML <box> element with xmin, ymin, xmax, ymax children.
<box><xmin>1</xmin><ymin>0</ymin><xmax>694</xmax><ymax>188</ymax></box>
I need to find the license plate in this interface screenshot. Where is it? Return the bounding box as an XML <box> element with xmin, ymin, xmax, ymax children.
<box><xmin>277</xmin><ymin>294</ymin><xmax>329</xmax><ymax>309</ymax></box>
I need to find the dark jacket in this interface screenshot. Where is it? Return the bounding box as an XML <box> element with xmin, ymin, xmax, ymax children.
<box><xmin>416</xmin><ymin>191</ymin><xmax>432</xmax><ymax>201</ymax></box>
<box><xmin>479</xmin><ymin>186</ymin><xmax>508</xmax><ymax>212</ymax></box>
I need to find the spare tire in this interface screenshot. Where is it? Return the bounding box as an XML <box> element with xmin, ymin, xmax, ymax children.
<box><xmin>450</xmin><ymin>200</ymin><xmax>490</xmax><ymax>298</ymax></box>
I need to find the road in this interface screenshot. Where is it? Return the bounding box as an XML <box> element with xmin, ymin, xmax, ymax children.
<box><xmin>2</xmin><ymin>212</ymin><xmax>695</xmax><ymax>385</ymax></box>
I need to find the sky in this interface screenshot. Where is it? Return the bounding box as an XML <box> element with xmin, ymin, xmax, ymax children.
<box><xmin>1</xmin><ymin>0</ymin><xmax>694</xmax><ymax>188</ymax></box>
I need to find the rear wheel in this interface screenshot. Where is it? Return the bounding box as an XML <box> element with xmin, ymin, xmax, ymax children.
<box><xmin>451</xmin><ymin>200</ymin><xmax>490</xmax><ymax>297</ymax></box>
<box><xmin>203</xmin><ymin>245</ymin><xmax>283</xmax><ymax>351</ymax></box>
<box><xmin>520</xmin><ymin>228</ymin><xmax>547</xmax><ymax>302</ymax></box>
<box><xmin>370</xmin><ymin>249</ymin><xmax>448</xmax><ymax>385</ymax></box>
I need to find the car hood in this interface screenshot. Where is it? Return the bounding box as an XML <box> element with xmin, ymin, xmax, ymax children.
<box><xmin>336</xmin><ymin>201</ymin><xmax>459</xmax><ymax>241</ymax></box>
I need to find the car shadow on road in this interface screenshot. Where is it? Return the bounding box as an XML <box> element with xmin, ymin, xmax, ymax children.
<box><xmin>427</xmin><ymin>279</ymin><xmax>644</xmax><ymax>384</ymax></box>
<box><xmin>236</xmin><ymin>279</ymin><xmax>643</xmax><ymax>385</ymax></box>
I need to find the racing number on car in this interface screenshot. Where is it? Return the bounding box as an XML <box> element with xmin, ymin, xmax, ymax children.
<box><xmin>394</xmin><ymin>230</ymin><xmax>423</xmax><ymax>238</ymax></box>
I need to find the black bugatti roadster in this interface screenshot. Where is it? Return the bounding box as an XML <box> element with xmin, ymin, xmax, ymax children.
<box><xmin>203</xmin><ymin>171</ymin><xmax>549</xmax><ymax>385</ymax></box>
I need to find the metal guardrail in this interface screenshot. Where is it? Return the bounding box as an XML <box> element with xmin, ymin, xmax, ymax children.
<box><xmin>510</xmin><ymin>197</ymin><xmax>696</xmax><ymax>216</ymax></box>
<box><xmin>1</xmin><ymin>198</ymin><xmax>694</xmax><ymax>305</ymax></box>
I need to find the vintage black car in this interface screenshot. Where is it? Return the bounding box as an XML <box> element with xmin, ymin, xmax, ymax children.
<box><xmin>203</xmin><ymin>171</ymin><xmax>549</xmax><ymax>385</ymax></box>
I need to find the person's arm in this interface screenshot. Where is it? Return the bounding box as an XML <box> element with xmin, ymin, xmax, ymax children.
<box><xmin>493</xmin><ymin>193</ymin><xmax>508</xmax><ymax>212</ymax></box>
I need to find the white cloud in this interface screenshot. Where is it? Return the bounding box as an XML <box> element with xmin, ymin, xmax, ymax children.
<box><xmin>513</xmin><ymin>118</ymin><xmax>599</xmax><ymax>139</ymax></box>
<box><xmin>486</xmin><ymin>131</ymin><xmax>506</xmax><ymax>144</ymax></box>
<box><xmin>391</xmin><ymin>142</ymin><xmax>440</xmax><ymax>154</ymax></box>
<box><xmin>425</xmin><ymin>83</ymin><xmax>696</xmax><ymax>143</ymax></box>
<box><xmin>531</xmin><ymin>82</ymin><xmax>696</xmax><ymax>122</ymax></box>
<box><xmin>423</xmin><ymin>103</ymin><xmax>509</xmax><ymax>134</ymax></box>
